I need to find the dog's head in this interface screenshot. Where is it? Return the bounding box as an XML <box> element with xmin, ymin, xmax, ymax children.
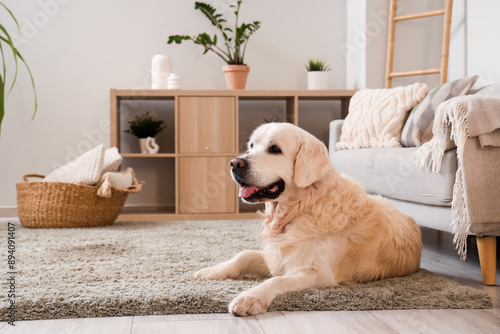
<box><xmin>231</xmin><ymin>122</ymin><xmax>332</xmax><ymax>203</ymax></box>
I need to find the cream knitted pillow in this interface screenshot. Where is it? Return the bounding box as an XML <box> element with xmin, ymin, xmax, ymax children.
<box><xmin>336</xmin><ymin>83</ymin><xmax>428</xmax><ymax>150</ymax></box>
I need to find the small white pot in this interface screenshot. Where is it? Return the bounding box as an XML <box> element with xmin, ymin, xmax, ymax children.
<box><xmin>307</xmin><ymin>71</ymin><xmax>328</xmax><ymax>90</ymax></box>
<box><xmin>139</xmin><ymin>137</ymin><xmax>160</xmax><ymax>154</ymax></box>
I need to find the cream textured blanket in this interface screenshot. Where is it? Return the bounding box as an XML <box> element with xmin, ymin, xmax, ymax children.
<box><xmin>44</xmin><ymin>145</ymin><xmax>122</xmax><ymax>185</ymax></box>
<box><xmin>336</xmin><ymin>83</ymin><xmax>428</xmax><ymax>150</ymax></box>
<box><xmin>417</xmin><ymin>95</ymin><xmax>500</xmax><ymax>259</ymax></box>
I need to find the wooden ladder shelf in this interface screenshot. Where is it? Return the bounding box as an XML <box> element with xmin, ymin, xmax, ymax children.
<box><xmin>385</xmin><ymin>0</ymin><xmax>453</xmax><ymax>88</ymax></box>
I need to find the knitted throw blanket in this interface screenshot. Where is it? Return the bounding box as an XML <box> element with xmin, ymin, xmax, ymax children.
<box><xmin>416</xmin><ymin>95</ymin><xmax>500</xmax><ymax>260</ymax></box>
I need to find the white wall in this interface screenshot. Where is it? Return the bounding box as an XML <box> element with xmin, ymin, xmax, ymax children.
<box><xmin>346</xmin><ymin>0</ymin><xmax>500</xmax><ymax>89</ymax></box>
<box><xmin>345</xmin><ymin>0</ymin><xmax>366</xmax><ymax>88</ymax></box>
<box><xmin>1</xmin><ymin>0</ymin><xmax>500</xmax><ymax>208</ymax></box>
<box><xmin>466</xmin><ymin>0</ymin><xmax>500</xmax><ymax>86</ymax></box>
<box><xmin>0</xmin><ymin>0</ymin><xmax>346</xmax><ymax>207</ymax></box>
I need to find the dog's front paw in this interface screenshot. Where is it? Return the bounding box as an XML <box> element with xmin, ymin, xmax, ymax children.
<box><xmin>229</xmin><ymin>294</ymin><xmax>269</xmax><ymax>316</ymax></box>
<box><xmin>194</xmin><ymin>263</ymin><xmax>236</xmax><ymax>280</ymax></box>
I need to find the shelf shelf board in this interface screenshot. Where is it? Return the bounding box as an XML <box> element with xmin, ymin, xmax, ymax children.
<box><xmin>178</xmin><ymin>153</ymin><xmax>236</xmax><ymax>158</ymax></box>
<box><xmin>111</xmin><ymin>89</ymin><xmax>357</xmax><ymax>99</ymax></box>
<box><xmin>122</xmin><ymin>153</ymin><xmax>175</xmax><ymax>158</ymax></box>
<box><xmin>117</xmin><ymin>205</ymin><xmax>259</xmax><ymax>222</ymax></box>
<box><xmin>121</xmin><ymin>205</ymin><xmax>175</xmax><ymax>214</ymax></box>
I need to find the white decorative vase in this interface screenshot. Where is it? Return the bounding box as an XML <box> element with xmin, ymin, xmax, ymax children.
<box><xmin>307</xmin><ymin>71</ymin><xmax>328</xmax><ymax>90</ymax></box>
<box><xmin>167</xmin><ymin>73</ymin><xmax>181</xmax><ymax>89</ymax></box>
<box><xmin>152</xmin><ymin>55</ymin><xmax>172</xmax><ymax>89</ymax></box>
<box><xmin>139</xmin><ymin>137</ymin><xmax>160</xmax><ymax>154</ymax></box>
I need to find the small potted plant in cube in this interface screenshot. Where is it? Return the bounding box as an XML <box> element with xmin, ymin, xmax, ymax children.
<box><xmin>124</xmin><ymin>112</ymin><xmax>166</xmax><ymax>154</ymax></box>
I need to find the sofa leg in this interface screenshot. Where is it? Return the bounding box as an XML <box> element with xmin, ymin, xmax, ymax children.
<box><xmin>476</xmin><ymin>236</ymin><xmax>497</xmax><ymax>286</ymax></box>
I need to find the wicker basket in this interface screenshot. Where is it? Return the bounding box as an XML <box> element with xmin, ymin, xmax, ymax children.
<box><xmin>16</xmin><ymin>174</ymin><xmax>141</xmax><ymax>228</ymax></box>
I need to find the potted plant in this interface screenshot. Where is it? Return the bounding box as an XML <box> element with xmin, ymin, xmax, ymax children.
<box><xmin>167</xmin><ymin>1</ymin><xmax>261</xmax><ymax>90</ymax></box>
<box><xmin>305</xmin><ymin>59</ymin><xmax>331</xmax><ymax>90</ymax></box>
<box><xmin>124</xmin><ymin>112</ymin><xmax>166</xmax><ymax>154</ymax></box>
<box><xmin>0</xmin><ymin>3</ymin><xmax>37</xmax><ymax>138</ymax></box>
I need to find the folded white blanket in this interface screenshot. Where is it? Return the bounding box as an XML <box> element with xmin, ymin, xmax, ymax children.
<box><xmin>102</xmin><ymin>147</ymin><xmax>123</xmax><ymax>174</ymax></box>
<box><xmin>44</xmin><ymin>145</ymin><xmax>122</xmax><ymax>185</ymax></box>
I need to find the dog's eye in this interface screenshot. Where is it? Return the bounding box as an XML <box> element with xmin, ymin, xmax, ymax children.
<box><xmin>250</xmin><ymin>143</ymin><xmax>254</xmax><ymax>149</ymax></box>
<box><xmin>268</xmin><ymin>145</ymin><xmax>282</xmax><ymax>154</ymax></box>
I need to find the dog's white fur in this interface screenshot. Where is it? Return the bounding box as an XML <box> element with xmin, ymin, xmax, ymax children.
<box><xmin>194</xmin><ymin>123</ymin><xmax>422</xmax><ymax>316</ymax></box>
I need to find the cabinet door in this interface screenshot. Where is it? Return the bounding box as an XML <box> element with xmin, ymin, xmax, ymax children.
<box><xmin>178</xmin><ymin>157</ymin><xmax>236</xmax><ymax>214</ymax></box>
<box><xmin>178</xmin><ymin>97</ymin><xmax>235</xmax><ymax>154</ymax></box>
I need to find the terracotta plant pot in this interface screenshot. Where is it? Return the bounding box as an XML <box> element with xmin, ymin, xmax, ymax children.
<box><xmin>223</xmin><ymin>65</ymin><xmax>250</xmax><ymax>90</ymax></box>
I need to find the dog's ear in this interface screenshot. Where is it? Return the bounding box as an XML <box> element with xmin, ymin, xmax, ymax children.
<box><xmin>293</xmin><ymin>136</ymin><xmax>332</xmax><ymax>187</ymax></box>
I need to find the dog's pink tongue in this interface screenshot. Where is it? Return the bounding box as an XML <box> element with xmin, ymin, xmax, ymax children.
<box><xmin>239</xmin><ymin>185</ymin><xmax>259</xmax><ymax>198</ymax></box>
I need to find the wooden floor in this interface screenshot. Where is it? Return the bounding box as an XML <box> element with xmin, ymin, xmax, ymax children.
<box><xmin>0</xmin><ymin>215</ymin><xmax>498</xmax><ymax>333</ymax></box>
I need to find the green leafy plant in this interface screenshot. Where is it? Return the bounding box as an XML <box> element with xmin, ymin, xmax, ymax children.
<box><xmin>0</xmin><ymin>3</ymin><xmax>37</xmax><ymax>138</ymax></box>
<box><xmin>167</xmin><ymin>1</ymin><xmax>261</xmax><ymax>65</ymax></box>
<box><xmin>305</xmin><ymin>59</ymin><xmax>331</xmax><ymax>72</ymax></box>
<box><xmin>124</xmin><ymin>112</ymin><xmax>166</xmax><ymax>138</ymax></box>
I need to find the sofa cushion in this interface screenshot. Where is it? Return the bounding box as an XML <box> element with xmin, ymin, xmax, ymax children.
<box><xmin>400</xmin><ymin>75</ymin><xmax>478</xmax><ymax>147</ymax></box>
<box><xmin>331</xmin><ymin>147</ymin><xmax>457</xmax><ymax>206</ymax></box>
<box><xmin>336</xmin><ymin>83</ymin><xmax>428</xmax><ymax>150</ymax></box>
<box><xmin>468</xmin><ymin>82</ymin><xmax>500</xmax><ymax>95</ymax></box>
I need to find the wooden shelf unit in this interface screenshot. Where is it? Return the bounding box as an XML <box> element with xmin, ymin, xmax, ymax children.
<box><xmin>110</xmin><ymin>89</ymin><xmax>356</xmax><ymax>221</ymax></box>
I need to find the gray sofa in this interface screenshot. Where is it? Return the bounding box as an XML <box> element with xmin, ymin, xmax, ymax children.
<box><xmin>329</xmin><ymin>90</ymin><xmax>500</xmax><ymax>286</ymax></box>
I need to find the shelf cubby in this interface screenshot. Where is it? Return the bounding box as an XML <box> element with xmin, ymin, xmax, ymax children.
<box><xmin>110</xmin><ymin>89</ymin><xmax>356</xmax><ymax>221</ymax></box>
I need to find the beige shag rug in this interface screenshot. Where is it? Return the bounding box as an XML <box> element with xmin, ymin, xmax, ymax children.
<box><xmin>0</xmin><ymin>220</ymin><xmax>492</xmax><ymax>321</ymax></box>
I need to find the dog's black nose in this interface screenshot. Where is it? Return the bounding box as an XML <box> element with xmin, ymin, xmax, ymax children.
<box><xmin>230</xmin><ymin>158</ymin><xmax>247</xmax><ymax>170</ymax></box>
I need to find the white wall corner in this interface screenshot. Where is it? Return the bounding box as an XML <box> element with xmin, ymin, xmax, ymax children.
<box><xmin>345</xmin><ymin>0</ymin><xmax>367</xmax><ymax>89</ymax></box>
<box><xmin>347</xmin><ymin>0</ymin><xmax>473</xmax><ymax>90</ymax></box>
<box><xmin>448</xmin><ymin>0</ymin><xmax>467</xmax><ymax>81</ymax></box>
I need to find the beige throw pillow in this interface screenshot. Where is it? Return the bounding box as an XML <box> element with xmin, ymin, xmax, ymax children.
<box><xmin>336</xmin><ymin>83</ymin><xmax>428</xmax><ymax>150</ymax></box>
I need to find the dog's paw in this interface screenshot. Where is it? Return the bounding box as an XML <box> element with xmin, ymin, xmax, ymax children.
<box><xmin>194</xmin><ymin>264</ymin><xmax>235</xmax><ymax>280</ymax></box>
<box><xmin>229</xmin><ymin>294</ymin><xmax>269</xmax><ymax>316</ymax></box>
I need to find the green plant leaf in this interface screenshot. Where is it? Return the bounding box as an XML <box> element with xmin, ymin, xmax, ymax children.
<box><xmin>0</xmin><ymin>43</ymin><xmax>4</xmax><ymax>136</ymax></box>
<box><xmin>167</xmin><ymin>35</ymin><xmax>192</xmax><ymax>44</ymax></box>
<box><xmin>306</xmin><ymin>58</ymin><xmax>331</xmax><ymax>72</ymax></box>
<box><xmin>195</xmin><ymin>2</ymin><xmax>222</xmax><ymax>28</ymax></box>
<box><xmin>0</xmin><ymin>80</ymin><xmax>4</xmax><ymax>137</ymax></box>
<box><xmin>0</xmin><ymin>35</ymin><xmax>6</xmax><ymax>87</ymax></box>
<box><xmin>167</xmin><ymin>0</ymin><xmax>260</xmax><ymax>66</ymax></box>
<box><xmin>124</xmin><ymin>112</ymin><xmax>166</xmax><ymax>138</ymax></box>
<box><xmin>0</xmin><ymin>27</ymin><xmax>20</xmax><ymax>97</ymax></box>
<box><xmin>15</xmin><ymin>50</ymin><xmax>37</xmax><ymax>120</ymax></box>
<box><xmin>0</xmin><ymin>3</ymin><xmax>37</xmax><ymax>137</ymax></box>
<box><xmin>0</xmin><ymin>3</ymin><xmax>20</xmax><ymax>32</ymax></box>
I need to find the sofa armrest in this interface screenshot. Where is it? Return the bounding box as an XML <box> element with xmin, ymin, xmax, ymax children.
<box><xmin>463</xmin><ymin>136</ymin><xmax>500</xmax><ymax>235</ymax></box>
<box><xmin>329</xmin><ymin>119</ymin><xmax>344</xmax><ymax>155</ymax></box>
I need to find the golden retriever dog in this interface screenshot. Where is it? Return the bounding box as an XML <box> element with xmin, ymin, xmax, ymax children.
<box><xmin>194</xmin><ymin>122</ymin><xmax>422</xmax><ymax>316</ymax></box>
